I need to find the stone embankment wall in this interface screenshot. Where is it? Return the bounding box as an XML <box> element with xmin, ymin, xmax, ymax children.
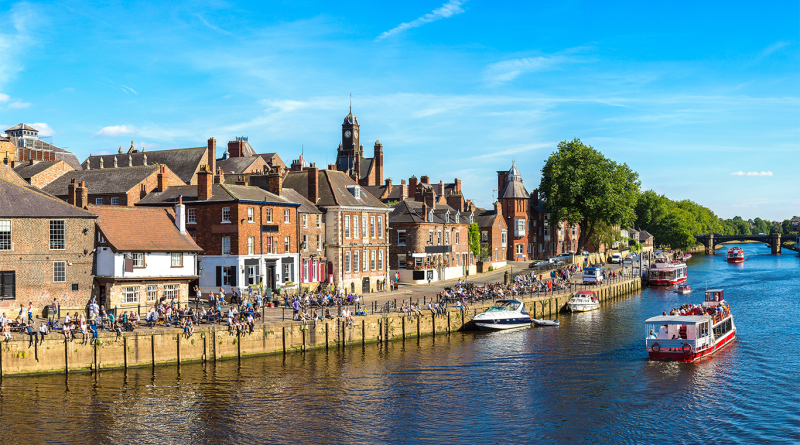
<box><xmin>0</xmin><ymin>278</ymin><xmax>642</xmax><ymax>377</ymax></box>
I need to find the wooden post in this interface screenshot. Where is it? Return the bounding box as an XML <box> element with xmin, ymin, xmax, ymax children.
<box><xmin>64</xmin><ymin>337</ymin><xmax>69</xmax><ymax>375</ymax></box>
<box><xmin>325</xmin><ymin>323</ymin><xmax>329</xmax><ymax>350</ymax></box>
<box><xmin>203</xmin><ymin>334</ymin><xmax>207</xmax><ymax>363</ymax></box>
<box><xmin>176</xmin><ymin>334</ymin><xmax>181</xmax><ymax>366</ymax></box>
<box><xmin>362</xmin><ymin>319</ymin><xmax>366</xmax><ymax>346</ymax></box>
<box><xmin>123</xmin><ymin>336</ymin><xmax>128</xmax><ymax>370</ymax></box>
<box><xmin>282</xmin><ymin>326</ymin><xmax>286</xmax><ymax>355</ymax></box>
<box><xmin>432</xmin><ymin>313</ymin><xmax>436</xmax><ymax>337</ymax></box>
<box><xmin>417</xmin><ymin>316</ymin><xmax>420</xmax><ymax>338</ymax></box>
<box><xmin>301</xmin><ymin>327</ymin><xmax>306</xmax><ymax>352</ymax></box>
<box><xmin>151</xmin><ymin>335</ymin><xmax>156</xmax><ymax>368</ymax></box>
<box><xmin>447</xmin><ymin>312</ymin><xmax>451</xmax><ymax>333</ymax></box>
<box><xmin>94</xmin><ymin>337</ymin><xmax>98</xmax><ymax>372</ymax></box>
<box><xmin>402</xmin><ymin>317</ymin><xmax>406</xmax><ymax>340</ymax></box>
<box><xmin>555</xmin><ymin>298</ymin><xmax>559</xmax><ymax>317</ymax></box>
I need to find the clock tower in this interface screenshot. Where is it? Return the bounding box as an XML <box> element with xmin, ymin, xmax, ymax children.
<box><xmin>336</xmin><ymin>105</ymin><xmax>361</xmax><ymax>174</ymax></box>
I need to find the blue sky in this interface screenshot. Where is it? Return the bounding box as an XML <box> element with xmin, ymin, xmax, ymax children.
<box><xmin>1</xmin><ymin>0</ymin><xmax>798</xmax><ymax>220</ymax></box>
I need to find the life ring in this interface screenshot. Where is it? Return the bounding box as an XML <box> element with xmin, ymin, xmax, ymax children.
<box><xmin>651</xmin><ymin>343</ymin><xmax>660</xmax><ymax>353</ymax></box>
<box><xmin>682</xmin><ymin>343</ymin><xmax>693</xmax><ymax>355</ymax></box>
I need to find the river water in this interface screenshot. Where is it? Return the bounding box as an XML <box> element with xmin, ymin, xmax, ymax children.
<box><xmin>1</xmin><ymin>243</ymin><xmax>798</xmax><ymax>444</ymax></box>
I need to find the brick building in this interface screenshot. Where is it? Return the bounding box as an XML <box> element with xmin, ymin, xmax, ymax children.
<box><xmin>44</xmin><ymin>164</ymin><xmax>184</xmax><ymax>207</ymax></box>
<box><xmin>281</xmin><ymin>188</ymin><xmax>326</xmax><ymax>292</ymax></box>
<box><xmin>334</xmin><ymin>107</ymin><xmax>384</xmax><ymax>187</ymax></box>
<box><xmin>473</xmin><ymin>202</ymin><xmax>509</xmax><ymax>269</ymax></box>
<box><xmin>497</xmin><ymin>161</ymin><xmax>533</xmax><ymax>261</ymax></box>
<box><xmin>13</xmin><ymin>160</ymin><xmax>74</xmax><ymax>188</ymax></box>
<box><xmin>0</xmin><ymin>177</ymin><xmax>97</xmax><ymax>314</ymax></box>
<box><xmin>137</xmin><ymin>166</ymin><xmax>301</xmax><ymax>294</ymax></box>
<box><xmin>282</xmin><ymin>166</ymin><xmax>391</xmax><ymax>294</ymax></box>
<box><xmin>529</xmin><ymin>191</ymin><xmax>580</xmax><ymax>259</ymax></box>
<box><xmin>90</xmin><ymin>203</ymin><xmax>202</xmax><ymax>310</ymax></box>
<box><xmin>2</xmin><ymin>123</ymin><xmax>83</xmax><ymax>170</ymax></box>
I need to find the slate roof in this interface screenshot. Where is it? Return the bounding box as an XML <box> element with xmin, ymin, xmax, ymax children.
<box><xmin>0</xmin><ymin>162</ymin><xmax>32</xmax><ymax>187</ymax></box>
<box><xmin>389</xmin><ymin>199</ymin><xmax>465</xmax><ymax>225</ymax></box>
<box><xmin>216</xmin><ymin>156</ymin><xmax>265</xmax><ymax>174</ymax></box>
<box><xmin>359</xmin><ymin>157</ymin><xmax>374</xmax><ymax>179</ymax></box>
<box><xmin>13</xmin><ymin>161</ymin><xmax>65</xmax><ymax>180</ymax></box>
<box><xmin>638</xmin><ymin>230</ymin><xmax>654</xmax><ymax>241</ymax></box>
<box><xmin>257</xmin><ymin>153</ymin><xmax>285</xmax><ymax>168</ymax></box>
<box><xmin>0</xmin><ymin>177</ymin><xmax>97</xmax><ymax>218</ymax></box>
<box><xmin>136</xmin><ymin>183</ymin><xmax>295</xmax><ymax>206</ymax></box>
<box><xmin>281</xmin><ymin>188</ymin><xmax>322</xmax><ymax>214</ymax></box>
<box><xmin>5</xmin><ymin>123</ymin><xmax>39</xmax><ymax>132</ymax></box>
<box><xmin>500</xmin><ymin>179</ymin><xmax>530</xmax><ymax>199</ymax></box>
<box><xmin>82</xmin><ymin>147</ymin><xmax>206</xmax><ymax>183</ymax></box>
<box><xmin>282</xmin><ymin>169</ymin><xmax>387</xmax><ymax>208</ymax></box>
<box><xmin>90</xmin><ymin>205</ymin><xmax>202</xmax><ymax>253</ymax></box>
<box><xmin>43</xmin><ymin>165</ymin><xmax>160</xmax><ymax>197</ymax></box>
<box><xmin>473</xmin><ymin>206</ymin><xmax>500</xmax><ymax>228</ymax></box>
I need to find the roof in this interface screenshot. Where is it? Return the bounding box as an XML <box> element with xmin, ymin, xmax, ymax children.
<box><xmin>89</xmin><ymin>205</ymin><xmax>202</xmax><ymax>253</ymax></box>
<box><xmin>639</xmin><ymin>230</ymin><xmax>654</xmax><ymax>241</ymax></box>
<box><xmin>256</xmin><ymin>153</ymin><xmax>286</xmax><ymax>168</ymax></box>
<box><xmin>82</xmin><ymin>147</ymin><xmax>207</xmax><ymax>183</ymax></box>
<box><xmin>13</xmin><ymin>161</ymin><xmax>64</xmax><ymax>180</ymax></box>
<box><xmin>6</xmin><ymin>137</ymin><xmax>82</xmax><ymax>170</ymax></box>
<box><xmin>43</xmin><ymin>165</ymin><xmax>160</xmax><ymax>196</ymax></box>
<box><xmin>473</xmin><ymin>206</ymin><xmax>500</xmax><ymax>228</ymax></box>
<box><xmin>343</xmin><ymin>111</ymin><xmax>358</xmax><ymax>125</ymax></box>
<box><xmin>359</xmin><ymin>157</ymin><xmax>373</xmax><ymax>179</ymax></box>
<box><xmin>500</xmin><ymin>179</ymin><xmax>529</xmax><ymax>199</ymax></box>
<box><xmin>0</xmin><ymin>162</ymin><xmax>30</xmax><ymax>187</ymax></box>
<box><xmin>282</xmin><ymin>169</ymin><xmax>387</xmax><ymax>208</ymax></box>
<box><xmin>644</xmin><ymin>315</ymin><xmax>711</xmax><ymax>324</ymax></box>
<box><xmin>216</xmin><ymin>156</ymin><xmax>265</xmax><ymax>174</ymax></box>
<box><xmin>281</xmin><ymin>188</ymin><xmax>322</xmax><ymax>214</ymax></box>
<box><xmin>0</xmin><ymin>177</ymin><xmax>97</xmax><ymax>218</ymax></box>
<box><xmin>137</xmin><ymin>183</ymin><xmax>296</xmax><ymax>206</ymax></box>
<box><xmin>5</xmin><ymin>123</ymin><xmax>38</xmax><ymax>132</ymax></box>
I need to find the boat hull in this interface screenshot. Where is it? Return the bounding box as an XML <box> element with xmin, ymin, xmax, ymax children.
<box><xmin>474</xmin><ymin>320</ymin><xmax>531</xmax><ymax>331</ymax></box>
<box><xmin>727</xmin><ymin>258</ymin><xmax>744</xmax><ymax>263</ymax></box>
<box><xmin>568</xmin><ymin>303</ymin><xmax>599</xmax><ymax>312</ymax></box>
<box><xmin>648</xmin><ymin>330</ymin><xmax>736</xmax><ymax>362</ymax></box>
<box><xmin>649</xmin><ymin>277</ymin><xmax>687</xmax><ymax>286</ymax></box>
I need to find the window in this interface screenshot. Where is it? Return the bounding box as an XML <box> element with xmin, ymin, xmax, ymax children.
<box><xmin>0</xmin><ymin>220</ymin><xmax>10</xmax><ymax>250</ymax></box>
<box><xmin>428</xmin><ymin>211</ymin><xmax>433</xmax><ymax>222</ymax></box>
<box><xmin>397</xmin><ymin>230</ymin><xmax>406</xmax><ymax>246</ymax></box>
<box><xmin>284</xmin><ymin>209</ymin><xmax>290</xmax><ymax>223</ymax></box>
<box><xmin>222</xmin><ymin>207</ymin><xmax>231</xmax><ymax>222</ymax></box>
<box><xmin>171</xmin><ymin>252</ymin><xmax>183</xmax><ymax>267</ymax></box>
<box><xmin>131</xmin><ymin>252</ymin><xmax>144</xmax><ymax>267</ymax></box>
<box><xmin>455</xmin><ymin>214</ymin><xmax>460</xmax><ymax>224</ymax></box>
<box><xmin>316</xmin><ymin>214</ymin><xmax>322</xmax><ymax>229</ymax></box>
<box><xmin>266</xmin><ymin>208</ymin><xmax>273</xmax><ymax>223</ymax></box>
<box><xmin>247</xmin><ymin>265</ymin><xmax>260</xmax><ymax>285</ymax></box>
<box><xmin>370</xmin><ymin>216</ymin><xmax>376</xmax><ymax>238</ymax></box>
<box><xmin>516</xmin><ymin>244</ymin><xmax>523</xmax><ymax>255</ymax></box>
<box><xmin>514</xmin><ymin>218</ymin><xmax>526</xmax><ymax>237</ymax></box>
<box><xmin>445</xmin><ymin>231</ymin><xmax>450</xmax><ymax>245</ymax></box>
<box><xmin>370</xmin><ymin>250</ymin><xmax>376</xmax><ymax>270</ymax></box>
<box><xmin>284</xmin><ymin>236</ymin><xmax>291</xmax><ymax>253</ymax></box>
<box><xmin>302</xmin><ymin>235</ymin><xmax>308</xmax><ymax>251</ymax></box>
<box><xmin>302</xmin><ymin>214</ymin><xmax>307</xmax><ymax>228</ymax></box>
<box><xmin>247</xmin><ymin>237</ymin><xmax>255</xmax><ymax>255</ymax></box>
<box><xmin>481</xmin><ymin>231</ymin><xmax>488</xmax><ymax>242</ymax></box>
<box><xmin>164</xmin><ymin>284</ymin><xmax>179</xmax><ymax>301</ymax></box>
<box><xmin>437</xmin><ymin>231</ymin><xmax>441</xmax><ymax>245</ymax></box>
<box><xmin>363</xmin><ymin>248</ymin><xmax>368</xmax><ymax>270</ymax></box>
<box><xmin>455</xmin><ymin>232</ymin><xmax>460</xmax><ymax>245</ymax></box>
<box><xmin>362</xmin><ymin>216</ymin><xmax>367</xmax><ymax>238</ymax></box>
<box><xmin>378</xmin><ymin>216</ymin><xmax>383</xmax><ymax>238</ymax></box>
<box><xmin>123</xmin><ymin>286</ymin><xmax>139</xmax><ymax>304</ymax></box>
<box><xmin>345</xmin><ymin>252</ymin><xmax>351</xmax><ymax>273</ymax></box>
<box><xmin>110</xmin><ymin>197</ymin><xmax>120</xmax><ymax>205</ymax></box>
<box><xmin>53</xmin><ymin>261</ymin><xmax>66</xmax><ymax>283</ymax></box>
<box><xmin>354</xmin><ymin>251</ymin><xmax>360</xmax><ymax>273</ymax></box>
<box><xmin>248</xmin><ymin>207</ymin><xmax>254</xmax><ymax>222</ymax></box>
<box><xmin>98</xmin><ymin>232</ymin><xmax>105</xmax><ymax>243</ymax></box>
<box><xmin>221</xmin><ymin>266</ymin><xmax>235</xmax><ymax>286</ymax></box>
<box><xmin>95</xmin><ymin>198</ymin><xmax>103</xmax><ymax>205</ymax></box>
<box><xmin>222</xmin><ymin>237</ymin><xmax>231</xmax><ymax>254</ymax></box>
<box><xmin>378</xmin><ymin>250</ymin><xmax>384</xmax><ymax>270</ymax></box>
<box><xmin>147</xmin><ymin>285</ymin><xmax>157</xmax><ymax>302</ymax></box>
<box><xmin>266</xmin><ymin>237</ymin><xmax>273</xmax><ymax>254</ymax></box>
<box><xmin>429</xmin><ymin>231</ymin><xmax>433</xmax><ymax>244</ymax></box>
<box><xmin>344</xmin><ymin>216</ymin><xmax>351</xmax><ymax>238</ymax></box>
<box><xmin>502</xmin><ymin>231</ymin><xmax>507</xmax><ymax>246</ymax></box>
<box><xmin>469</xmin><ymin>214</ymin><xmax>474</xmax><ymax>224</ymax></box>
<box><xmin>398</xmin><ymin>254</ymin><xmax>407</xmax><ymax>269</ymax></box>
<box><xmin>49</xmin><ymin>220</ymin><xmax>65</xmax><ymax>250</ymax></box>
<box><xmin>445</xmin><ymin>213</ymin><xmax>449</xmax><ymax>223</ymax></box>
<box><xmin>187</xmin><ymin>208</ymin><xmax>196</xmax><ymax>223</ymax></box>
<box><xmin>316</xmin><ymin>234</ymin><xmax>322</xmax><ymax>250</ymax></box>
<box><xmin>353</xmin><ymin>216</ymin><xmax>359</xmax><ymax>238</ymax></box>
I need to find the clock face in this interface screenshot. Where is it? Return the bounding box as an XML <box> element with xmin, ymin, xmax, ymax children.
<box><xmin>354</xmin><ymin>131</ymin><xmax>358</xmax><ymax>138</ymax></box>
<box><xmin>345</xmin><ymin>131</ymin><xmax>351</xmax><ymax>138</ymax></box>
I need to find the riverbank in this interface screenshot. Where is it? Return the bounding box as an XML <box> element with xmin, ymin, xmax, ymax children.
<box><xmin>0</xmin><ymin>276</ymin><xmax>642</xmax><ymax>377</ymax></box>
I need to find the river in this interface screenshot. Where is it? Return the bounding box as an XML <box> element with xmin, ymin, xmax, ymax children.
<box><xmin>1</xmin><ymin>243</ymin><xmax>798</xmax><ymax>444</ymax></box>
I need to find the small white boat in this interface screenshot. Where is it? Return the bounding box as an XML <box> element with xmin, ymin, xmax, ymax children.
<box><xmin>532</xmin><ymin>318</ymin><xmax>559</xmax><ymax>326</ymax></box>
<box><xmin>567</xmin><ymin>290</ymin><xmax>599</xmax><ymax>312</ymax></box>
<box><xmin>473</xmin><ymin>300</ymin><xmax>531</xmax><ymax>330</ymax></box>
<box><xmin>674</xmin><ymin>284</ymin><xmax>692</xmax><ymax>295</ymax></box>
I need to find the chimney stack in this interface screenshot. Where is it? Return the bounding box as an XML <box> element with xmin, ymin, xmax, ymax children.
<box><xmin>67</xmin><ymin>178</ymin><xmax>77</xmax><ymax>206</ymax></box>
<box><xmin>198</xmin><ymin>165</ymin><xmax>212</xmax><ymax>201</ymax></box>
<box><xmin>422</xmin><ymin>202</ymin><xmax>428</xmax><ymax>222</ymax></box>
<box><xmin>157</xmin><ymin>165</ymin><xmax>166</xmax><ymax>192</ymax></box>
<box><xmin>497</xmin><ymin>170</ymin><xmax>508</xmax><ymax>199</ymax></box>
<box><xmin>532</xmin><ymin>188</ymin><xmax>539</xmax><ymax>206</ymax></box>
<box><xmin>374</xmin><ymin>140</ymin><xmax>383</xmax><ymax>185</ymax></box>
<box><xmin>207</xmin><ymin>138</ymin><xmax>217</xmax><ymax>174</ymax></box>
<box><xmin>494</xmin><ymin>201</ymin><xmax>503</xmax><ymax>218</ymax></box>
<box><xmin>175</xmin><ymin>195</ymin><xmax>186</xmax><ymax>234</ymax></box>
<box><xmin>409</xmin><ymin>176</ymin><xmax>418</xmax><ymax>199</ymax></box>
<box><xmin>328</xmin><ymin>164</ymin><xmax>336</xmax><ymax>170</ymax></box>
<box><xmin>235</xmin><ymin>175</ymin><xmax>246</xmax><ymax>186</ymax></box>
<box><xmin>267</xmin><ymin>166</ymin><xmax>283</xmax><ymax>196</ymax></box>
<box><xmin>76</xmin><ymin>181</ymin><xmax>88</xmax><ymax>209</ymax></box>
<box><xmin>214</xmin><ymin>167</ymin><xmax>223</xmax><ymax>184</ymax></box>
<box><xmin>307</xmin><ymin>165</ymin><xmax>319</xmax><ymax>204</ymax></box>
<box><xmin>455</xmin><ymin>178</ymin><xmax>461</xmax><ymax>193</ymax></box>
<box><xmin>421</xmin><ymin>175</ymin><xmax>430</xmax><ymax>184</ymax></box>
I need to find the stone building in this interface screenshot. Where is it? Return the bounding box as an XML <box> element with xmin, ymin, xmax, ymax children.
<box><xmin>334</xmin><ymin>107</ymin><xmax>384</xmax><ymax>187</ymax></box>
<box><xmin>90</xmin><ymin>203</ymin><xmax>202</xmax><ymax>310</ymax></box>
<box><xmin>43</xmin><ymin>164</ymin><xmax>184</xmax><ymax>207</ymax></box>
<box><xmin>137</xmin><ymin>166</ymin><xmax>301</xmax><ymax>294</ymax></box>
<box><xmin>282</xmin><ymin>166</ymin><xmax>391</xmax><ymax>294</ymax></box>
<box><xmin>0</xmin><ymin>177</ymin><xmax>97</xmax><ymax>313</ymax></box>
<box><xmin>12</xmin><ymin>160</ymin><xmax>74</xmax><ymax>188</ymax></box>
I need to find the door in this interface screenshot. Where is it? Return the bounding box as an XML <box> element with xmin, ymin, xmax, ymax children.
<box><xmin>266</xmin><ymin>265</ymin><xmax>276</xmax><ymax>290</ymax></box>
<box><xmin>362</xmin><ymin>277</ymin><xmax>370</xmax><ymax>294</ymax></box>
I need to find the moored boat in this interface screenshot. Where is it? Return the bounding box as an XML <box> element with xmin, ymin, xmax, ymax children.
<box><xmin>648</xmin><ymin>255</ymin><xmax>688</xmax><ymax>285</ymax></box>
<box><xmin>682</xmin><ymin>253</ymin><xmax>692</xmax><ymax>261</ymax></box>
<box><xmin>645</xmin><ymin>289</ymin><xmax>736</xmax><ymax>362</ymax></box>
<box><xmin>674</xmin><ymin>284</ymin><xmax>692</xmax><ymax>295</ymax></box>
<box><xmin>727</xmin><ymin>247</ymin><xmax>744</xmax><ymax>263</ymax></box>
<box><xmin>473</xmin><ymin>299</ymin><xmax>531</xmax><ymax>330</ymax></box>
<box><xmin>567</xmin><ymin>290</ymin><xmax>599</xmax><ymax>312</ymax></box>
<box><xmin>532</xmin><ymin>318</ymin><xmax>559</xmax><ymax>326</ymax></box>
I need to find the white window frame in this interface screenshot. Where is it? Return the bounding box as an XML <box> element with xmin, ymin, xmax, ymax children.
<box><xmin>284</xmin><ymin>209</ymin><xmax>290</xmax><ymax>224</ymax></box>
<box><xmin>124</xmin><ymin>286</ymin><xmax>139</xmax><ymax>304</ymax></box>
<box><xmin>344</xmin><ymin>215</ymin><xmax>351</xmax><ymax>239</ymax></box>
<box><xmin>370</xmin><ymin>250</ymin><xmax>376</xmax><ymax>271</ymax></box>
<box><xmin>265</xmin><ymin>208</ymin><xmax>273</xmax><ymax>223</ymax></box>
<box><xmin>247</xmin><ymin>236</ymin><xmax>255</xmax><ymax>255</ymax></box>
<box><xmin>131</xmin><ymin>252</ymin><xmax>145</xmax><ymax>267</ymax></box>
<box><xmin>248</xmin><ymin>207</ymin><xmax>254</xmax><ymax>222</ymax></box>
<box><xmin>316</xmin><ymin>234</ymin><xmax>322</xmax><ymax>250</ymax></box>
<box><xmin>378</xmin><ymin>249</ymin><xmax>384</xmax><ymax>270</ymax></box>
<box><xmin>397</xmin><ymin>230</ymin><xmax>406</xmax><ymax>246</ymax></box>
<box><xmin>95</xmin><ymin>198</ymin><xmax>103</xmax><ymax>205</ymax></box>
<box><xmin>53</xmin><ymin>261</ymin><xmax>66</xmax><ymax>283</ymax></box>
<box><xmin>316</xmin><ymin>214</ymin><xmax>322</xmax><ymax>229</ymax></box>
<box><xmin>222</xmin><ymin>236</ymin><xmax>231</xmax><ymax>255</ymax></box>
<box><xmin>378</xmin><ymin>216</ymin><xmax>383</xmax><ymax>238</ymax></box>
<box><xmin>354</xmin><ymin>250</ymin><xmax>360</xmax><ymax>273</ymax></box>
<box><xmin>284</xmin><ymin>236</ymin><xmax>290</xmax><ymax>253</ymax></box>
<box><xmin>353</xmin><ymin>215</ymin><xmax>359</xmax><ymax>238</ymax></box>
<box><xmin>302</xmin><ymin>214</ymin><xmax>307</xmax><ymax>228</ymax></box>
<box><xmin>110</xmin><ymin>197</ymin><xmax>120</xmax><ymax>205</ymax></box>
<box><xmin>0</xmin><ymin>220</ymin><xmax>11</xmax><ymax>251</ymax></box>
<box><xmin>171</xmin><ymin>252</ymin><xmax>183</xmax><ymax>267</ymax></box>
<box><xmin>302</xmin><ymin>234</ymin><xmax>308</xmax><ymax>252</ymax></box>
<box><xmin>370</xmin><ymin>216</ymin><xmax>376</xmax><ymax>238</ymax></box>
<box><xmin>147</xmin><ymin>285</ymin><xmax>157</xmax><ymax>302</ymax></box>
<box><xmin>345</xmin><ymin>252</ymin><xmax>351</xmax><ymax>273</ymax></box>
<box><xmin>455</xmin><ymin>232</ymin><xmax>460</xmax><ymax>245</ymax></box>
<box><xmin>163</xmin><ymin>284</ymin><xmax>179</xmax><ymax>301</ymax></box>
<box><xmin>49</xmin><ymin>219</ymin><xmax>65</xmax><ymax>250</ymax></box>
<box><xmin>187</xmin><ymin>208</ymin><xmax>197</xmax><ymax>224</ymax></box>
<box><xmin>222</xmin><ymin>207</ymin><xmax>231</xmax><ymax>223</ymax></box>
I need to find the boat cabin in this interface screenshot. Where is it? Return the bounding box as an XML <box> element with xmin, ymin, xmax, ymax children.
<box><xmin>487</xmin><ymin>300</ymin><xmax>526</xmax><ymax>314</ymax></box>
<box><xmin>645</xmin><ymin>315</ymin><xmax>713</xmax><ymax>353</ymax></box>
<box><xmin>703</xmin><ymin>289</ymin><xmax>724</xmax><ymax>307</ymax></box>
<box><xmin>572</xmin><ymin>290</ymin><xmax>598</xmax><ymax>302</ymax></box>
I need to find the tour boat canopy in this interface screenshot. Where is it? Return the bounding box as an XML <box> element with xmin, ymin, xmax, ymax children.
<box><xmin>575</xmin><ymin>290</ymin><xmax>596</xmax><ymax>296</ymax></box>
<box><xmin>644</xmin><ymin>315</ymin><xmax>710</xmax><ymax>325</ymax></box>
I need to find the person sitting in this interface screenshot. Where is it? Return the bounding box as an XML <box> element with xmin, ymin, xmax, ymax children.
<box><xmin>648</xmin><ymin>330</ymin><xmax>657</xmax><ymax>339</ymax></box>
<box><xmin>184</xmin><ymin>319</ymin><xmax>194</xmax><ymax>338</ymax></box>
<box><xmin>324</xmin><ymin>309</ymin><xmax>333</xmax><ymax>319</ymax></box>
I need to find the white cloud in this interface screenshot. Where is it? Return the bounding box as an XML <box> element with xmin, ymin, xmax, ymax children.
<box><xmin>7</xmin><ymin>100</ymin><xmax>30</xmax><ymax>109</ymax></box>
<box><xmin>30</xmin><ymin>123</ymin><xmax>54</xmax><ymax>137</ymax></box>
<box><xmin>730</xmin><ymin>171</ymin><xmax>773</xmax><ymax>176</ymax></box>
<box><xmin>759</xmin><ymin>41</ymin><xmax>790</xmax><ymax>58</ymax></box>
<box><xmin>137</xmin><ymin>141</ymin><xmax>160</xmax><ymax>150</ymax></box>
<box><xmin>0</xmin><ymin>93</ymin><xmax>9</xmax><ymax>102</ymax></box>
<box><xmin>376</xmin><ymin>0</ymin><xmax>467</xmax><ymax>41</ymax></box>
<box><xmin>61</xmin><ymin>87</ymin><xmax>74</xmax><ymax>92</ymax></box>
<box><xmin>0</xmin><ymin>3</ymin><xmax>35</xmax><ymax>88</ymax></box>
<box><xmin>94</xmin><ymin>125</ymin><xmax>138</xmax><ymax>137</ymax></box>
<box><xmin>484</xmin><ymin>55</ymin><xmax>572</xmax><ymax>84</ymax></box>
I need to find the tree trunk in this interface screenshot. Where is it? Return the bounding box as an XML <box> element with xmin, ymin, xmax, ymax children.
<box><xmin>578</xmin><ymin>221</ymin><xmax>594</xmax><ymax>253</ymax></box>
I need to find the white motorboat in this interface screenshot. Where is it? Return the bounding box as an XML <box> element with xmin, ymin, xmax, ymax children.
<box><xmin>473</xmin><ymin>300</ymin><xmax>531</xmax><ymax>330</ymax></box>
<box><xmin>674</xmin><ymin>284</ymin><xmax>692</xmax><ymax>295</ymax></box>
<box><xmin>532</xmin><ymin>318</ymin><xmax>559</xmax><ymax>326</ymax></box>
<box><xmin>567</xmin><ymin>290</ymin><xmax>599</xmax><ymax>312</ymax></box>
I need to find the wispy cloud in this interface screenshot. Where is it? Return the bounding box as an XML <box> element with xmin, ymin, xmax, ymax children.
<box><xmin>759</xmin><ymin>41</ymin><xmax>791</xmax><ymax>58</ymax></box>
<box><xmin>0</xmin><ymin>93</ymin><xmax>9</xmax><ymax>102</ymax></box>
<box><xmin>0</xmin><ymin>3</ymin><xmax>35</xmax><ymax>88</ymax></box>
<box><xmin>376</xmin><ymin>0</ymin><xmax>467</xmax><ymax>41</ymax></box>
<box><xmin>730</xmin><ymin>171</ymin><xmax>773</xmax><ymax>176</ymax></box>
<box><xmin>121</xmin><ymin>86</ymin><xmax>138</xmax><ymax>95</ymax></box>
<box><xmin>31</xmin><ymin>123</ymin><xmax>54</xmax><ymax>137</ymax></box>
<box><xmin>7</xmin><ymin>100</ymin><xmax>30</xmax><ymax>109</ymax></box>
<box><xmin>95</xmin><ymin>76</ymin><xmax>138</xmax><ymax>95</ymax></box>
<box><xmin>485</xmin><ymin>55</ymin><xmax>572</xmax><ymax>84</ymax></box>
<box><xmin>195</xmin><ymin>14</ymin><xmax>230</xmax><ymax>34</ymax></box>
<box><xmin>94</xmin><ymin>125</ymin><xmax>137</xmax><ymax>137</ymax></box>
<box><xmin>61</xmin><ymin>87</ymin><xmax>75</xmax><ymax>92</ymax></box>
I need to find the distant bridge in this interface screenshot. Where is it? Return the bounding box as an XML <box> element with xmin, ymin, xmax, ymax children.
<box><xmin>694</xmin><ymin>233</ymin><xmax>784</xmax><ymax>254</ymax></box>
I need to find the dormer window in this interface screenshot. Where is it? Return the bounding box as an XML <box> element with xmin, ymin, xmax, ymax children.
<box><xmin>445</xmin><ymin>213</ymin><xmax>449</xmax><ymax>223</ymax></box>
<box><xmin>455</xmin><ymin>213</ymin><xmax>460</xmax><ymax>224</ymax></box>
<box><xmin>346</xmin><ymin>185</ymin><xmax>362</xmax><ymax>199</ymax></box>
<box><xmin>428</xmin><ymin>210</ymin><xmax>433</xmax><ymax>221</ymax></box>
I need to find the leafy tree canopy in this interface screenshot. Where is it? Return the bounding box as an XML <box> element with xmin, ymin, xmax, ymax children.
<box><xmin>468</xmin><ymin>222</ymin><xmax>481</xmax><ymax>256</ymax></box>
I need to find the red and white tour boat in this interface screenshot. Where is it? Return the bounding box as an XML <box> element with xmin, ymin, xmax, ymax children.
<box><xmin>727</xmin><ymin>247</ymin><xmax>744</xmax><ymax>263</ymax></box>
<box><xmin>648</xmin><ymin>255</ymin><xmax>688</xmax><ymax>286</ymax></box>
<box><xmin>644</xmin><ymin>289</ymin><xmax>736</xmax><ymax>362</ymax></box>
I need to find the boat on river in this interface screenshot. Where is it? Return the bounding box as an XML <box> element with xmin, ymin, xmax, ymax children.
<box><xmin>473</xmin><ymin>300</ymin><xmax>531</xmax><ymax>330</ymax></box>
<box><xmin>727</xmin><ymin>247</ymin><xmax>744</xmax><ymax>263</ymax></box>
<box><xmin>683</xmin><ymin>253</ymin><xmax>692</xmax><ymax>261</ymax></box>
<box><xmin>644</xmin><ymin>289</ymin><xmax>736</xmax><ymax>362</ymax></box>
<box><xmin>532</xmin><ymin>318</ymin><xmax>559</xmax><ymax>326</ymax></box>
<box><xmin>674</xmin><ymin>284</ymin><xmax>692</xmax><ymax>295</ymax></box>
<box><xmin>648</xmin><ymin>255</ymin><xmax>688</xmax><ymax>285</ymax></box>
<box><xmin>567</xmin><ymin>290</ymin><xmax>599</xmax><ymax>312</ymax></box>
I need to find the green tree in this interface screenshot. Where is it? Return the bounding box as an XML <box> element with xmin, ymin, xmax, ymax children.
<box><xmin>468</xmin><ymin>222</ymin><xmax>481</xmax><ymax>257</ymax></box>
<box><xmin>539</xmin><ymin>138</ymin><xmax>640</xmax><ymax>252</ymax></box>
<box><xmin>781</xmin><ymin>219</ymin><xmax>793</xmax><ymax>234</ymax></box>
